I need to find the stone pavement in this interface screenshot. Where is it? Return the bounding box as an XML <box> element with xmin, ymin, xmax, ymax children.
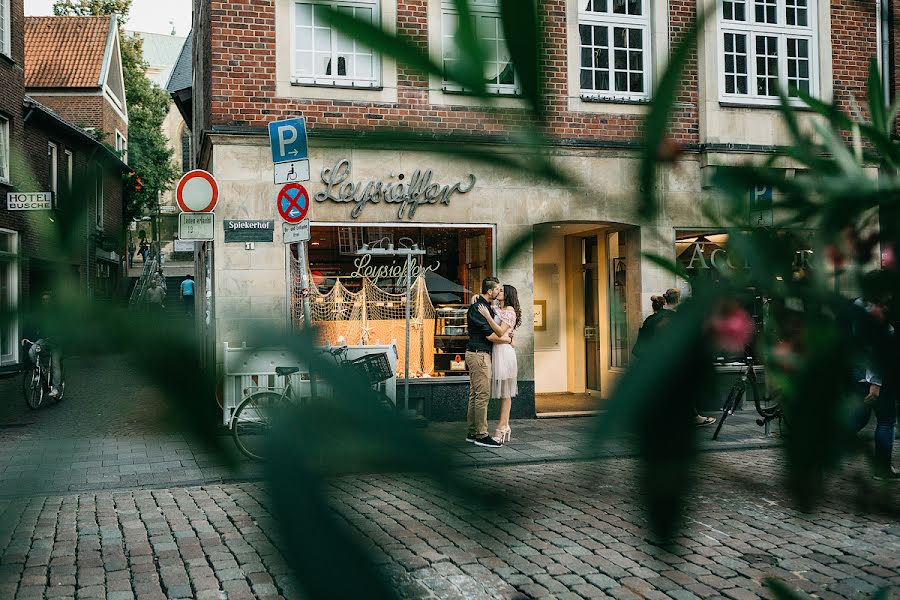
<box><xmin>1</xmin><ymin>449</ymin><xmax>898</xmax><ymax>599</ymax></box>
<box><xmin>0</xmin><ymin>355</ymin><xmax>787</xmax><ymax>497</ymax></box>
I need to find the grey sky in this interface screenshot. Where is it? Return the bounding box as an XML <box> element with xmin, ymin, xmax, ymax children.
<box><xmin>25</xmin><ymin>0</ymin><xmax>193</xmax><ymax>36</ymax></box>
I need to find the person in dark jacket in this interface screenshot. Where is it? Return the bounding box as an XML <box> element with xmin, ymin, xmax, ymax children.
<box><xmin>633</xmin><ymin>295</ymin><xmax>668</xmax><ymax>358</ymax></box>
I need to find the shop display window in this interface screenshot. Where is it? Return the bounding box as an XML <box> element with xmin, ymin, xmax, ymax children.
<box><xmin>291</xmin><ymin>224</ymin><xmax>494</xmax><ymax>379</ymax></box>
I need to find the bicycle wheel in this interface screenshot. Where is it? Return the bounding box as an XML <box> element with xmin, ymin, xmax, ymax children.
<box><xmin>24</xmin><ymin>367</ymin><xmax>43</xmax><ymax>410</ymax></box>
<box><xmin>713</xmin><ymin>382</ymin><xmax>744</xmax><ymax>441</ymax></box>
<box><xmin>231</xmin><ymin>392</ymin><xmax>284</xmax><ymax>461</ymax></box>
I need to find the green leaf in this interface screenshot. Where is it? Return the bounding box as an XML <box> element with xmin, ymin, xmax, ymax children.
<box><xmin>638</xmin><ymin>12</ymin><xmax>706</xmax><ymax>220</ymax></box>
<box><xmin>867</xmin><ymin>58</ymin><xmax>886</xmax><ymax>134</ymax></box>
<box><xmin>764</xmin><ymin>578</ymin><xmax>810</xmax><ymax>600</ymax></box>
<box><xmin>642</xmin><ymin>252</ymin><xmax>691</xmax><ymax>280</ymax></box>
<box><xmin>499</xmin><ymin>0</ymin><xmax>544</xmax><ymax>117</ymax></box>
<box><xmin>450</xmin><ymin>0</ymin><xmax>488</xmax><ymax>95</ymax></box>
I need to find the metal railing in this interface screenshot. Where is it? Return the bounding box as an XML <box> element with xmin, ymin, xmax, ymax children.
<box><xmin>128</xmin><ymin>254</ymin><xmax>159</xmax><ymax>308</ymax></box>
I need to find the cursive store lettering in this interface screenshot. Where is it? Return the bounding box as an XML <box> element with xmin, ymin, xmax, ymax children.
<box><xmin>315</xmin><ymin>159</ymin><xmax>477</xmax><ymax>220</ymax></box>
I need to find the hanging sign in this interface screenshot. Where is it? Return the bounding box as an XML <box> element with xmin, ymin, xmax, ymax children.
<box><xmin>283</xmin><ymin>220</ymin><xmax>311</xmax><ymax>244</ymax></box>
<box><xmin>176</xmin><ymin>170</ymin><xmax>219</xmax><ymax>213</ymax></box>
<box><xmin>7</xmin><ymin>192</ymin><xmax>53</xmax><ymax>210</ymax></box>
<box><xmin>277</xmin><ymin>183</ymin><xmax>309</xmax><ymax>224</ymax></box>
<box><xmin>224</xmin><ymin>220</ymin><xmax>274</xmax><ymax>243</ymax></box>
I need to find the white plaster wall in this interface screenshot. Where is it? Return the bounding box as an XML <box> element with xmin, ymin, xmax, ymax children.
<box><xmin>206</xmin><ymin>136</ymin><xmax>709</xmax><ymax>379</ymax></box>
<box><xmin>533</xmin><ymin>232</ymin><xmax>569</xmax><ymax>394</ymax></box>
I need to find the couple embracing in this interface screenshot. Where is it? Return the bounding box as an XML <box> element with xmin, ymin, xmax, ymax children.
<box><xmin>465</xmin><ymin>277</ymin><xmax>521</xmax><ymax>448</ymax></box>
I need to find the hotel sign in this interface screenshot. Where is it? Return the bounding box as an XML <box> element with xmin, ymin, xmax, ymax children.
<box><xmin>224</xmin><ymin>220</ymin><xmax>274</xmax><ymax>243</ymax></box>
<box><xmin>7</xmin><ymin>192</ymin><xmax>53</xmax><ymax>211</ymax></box>
<box><xmin>315</xmin><ymin>159</ymin><xmax>476</xmax><ymax>220</ymax></box>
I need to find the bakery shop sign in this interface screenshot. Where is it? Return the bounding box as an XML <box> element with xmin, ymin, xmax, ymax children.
<box><xmin>314</xmin><ymin>159</ymin><xmax>476</xmax><ymax>220</ymax></box>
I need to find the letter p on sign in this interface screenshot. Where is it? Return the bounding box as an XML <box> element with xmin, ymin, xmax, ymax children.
<box><xmin>268</xmin><ymin>117</ymin><xmax>309</xmax><ymax>164</ymax></box>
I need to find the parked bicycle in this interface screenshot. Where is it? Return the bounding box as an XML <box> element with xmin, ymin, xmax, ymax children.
<box><xmin>21</xmin><ymin>339</ymin><xmax>65</xmax><ymax>410</ymax></box>
<box><xmin>231</xmin><ymin>345</ymin><xmax>395</xmax><ymax>461</ymax></box>
<box><xmin>712</xmin><ymin>354</ymin><xmax>784</xmax><ymax>440</ymax></box>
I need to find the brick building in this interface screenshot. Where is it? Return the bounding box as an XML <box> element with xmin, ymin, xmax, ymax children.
<box><xmin>0</xmin><ymin>0</ymin><xmax>128</xmax><ymax>371</ymax></box>
<box><xmin>187</xmin><ymin>0</ymin><xmax>891</xmax><ymax>420</ymax></box>
<box><xmin>24</xmin><ymin>15</ymin><xmax>129</xmax><ymax>156</ymax></box>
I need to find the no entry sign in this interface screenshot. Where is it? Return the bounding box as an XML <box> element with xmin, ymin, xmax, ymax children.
<box><xmin>176</xmin><ymin>170</ymin><xmax>219</xmax><ymax>213</ymax></box>
<box><xmin>277</xmin><ymin>183</ymin><xmax>309</xmax><ymax>224</ymax></box>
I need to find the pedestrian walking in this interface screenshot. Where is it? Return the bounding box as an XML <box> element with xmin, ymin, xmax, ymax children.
<box><xmin>180</xmin><ymin>275</ymin><xmax>195</xmax><ymax>317</ymax></box>
<box><xmin>139</xmin><ymin>239</ymin><xmax>149</xmax><ymax>263</ymax></box>
<box><xmin>146</xmin><ymin>282</ymin><xmax>166</xmax><ymax>313</ymax></box>
<box><xmin>477</xmin><ymin>284</ymin><xmax>519</xmax><ymax>444</ymax></box>
<box><xmin>664</xmin><ymin>288</ymin><xmax>717</xmax><ymax>426</ymax></box>
<box><xmin>127</xmin><ymin>240</ymin><xmax>136</xmax><ymax>268</ymax></box>
<box><xmin>849</xmin><ymin>288</ymin><xmax>898</xmax><ymax>480</ymax></box>
<box><xmin>632</xmin><ymin>294</ymin><xmax>668</xmax><ymax>358</ymax></box>
<box><xmin>465</xmin><ymin>277</ymin><xmax>503</xmax><ymax>448</ymax></box>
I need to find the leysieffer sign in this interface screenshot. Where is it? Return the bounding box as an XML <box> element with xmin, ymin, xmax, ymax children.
<box><xmin>315</xmin><ymin>159</ymin><xmax>476</xmax><ymax>219</ymax></box>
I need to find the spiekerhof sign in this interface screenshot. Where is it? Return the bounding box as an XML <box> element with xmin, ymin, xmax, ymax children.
<box><xmin>314</xmin><ymin>159</ymin><xmax>476</xmax><ymax>220</ymax></box>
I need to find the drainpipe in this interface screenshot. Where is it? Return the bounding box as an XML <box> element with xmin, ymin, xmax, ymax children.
<box><xmin>881</xmin><ymin>0</ymin><xmax>892</xmax><ymax>108</ymax></box>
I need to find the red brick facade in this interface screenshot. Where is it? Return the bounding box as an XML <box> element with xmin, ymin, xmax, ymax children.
<box><xmin>29</xmin><ymin>93</ymin><xmax>129</xmax><ymax>148</ymax></box>
<box><xmin>195</xmin><ymin>0</ymin><xmax>881</xmax><ymax>147</ymax></box>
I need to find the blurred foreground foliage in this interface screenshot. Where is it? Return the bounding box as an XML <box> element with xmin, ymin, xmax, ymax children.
<box><xmin>4</xmin><ymin>2</ymin><xmax>898</xmax><ymax>599</ymax></box>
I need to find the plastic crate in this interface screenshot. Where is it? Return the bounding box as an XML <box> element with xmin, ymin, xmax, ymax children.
<box><xmin>350</xmin><ymin>352</ymin><xmax>393</xmax><ymax>384</ymax></box>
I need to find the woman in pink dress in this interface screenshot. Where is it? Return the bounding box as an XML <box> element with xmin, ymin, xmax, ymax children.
<box><xmin>477</xmin><ymin>284</ymin><xmax>521</xmax><ymax>444</ymax></box>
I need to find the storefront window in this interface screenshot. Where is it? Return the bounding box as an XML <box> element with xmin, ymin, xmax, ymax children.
<box><xmin>291</xmin><ymin>224</ymin><xmax>494</xmax><ymax>378</ymax></box>
<box><xmin>608</xmin><ymin>231</ymin><xmax>628</xmax><ymax>368</ymax></box>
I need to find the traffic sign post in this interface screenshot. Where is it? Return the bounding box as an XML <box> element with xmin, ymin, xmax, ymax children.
<box><xmin>283</xmin><ymin>220</ymin><xmax>310</xmax><ymax>244</ymax></box>
<box><xmin>277</xmin><ymin>183</ymin><xmax>309</xmax><ymax>224</ymax></box>
<box><xmin>268</xmin><ymin>118</ymin><xmax>309</xmax><ymax>164</ymax></box>
<box><xmin>176</xmin><ymin>170</ymin><xmax>219</xmax><ymax>213</ymax></box>
<box><xmin>274</xmin><ymin>159</ymin><xmax>310</xmax><ymax>185</ymax></box>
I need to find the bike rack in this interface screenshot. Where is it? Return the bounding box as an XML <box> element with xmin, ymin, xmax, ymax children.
<box><xmin>221</xmin><ymin>342</ymin><xmax>399</xmax><ymax>426</ymax></box>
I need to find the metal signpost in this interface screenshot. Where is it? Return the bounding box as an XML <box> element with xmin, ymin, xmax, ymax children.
<box><xmin>268</xmin><ymin>117</ymin><xmax>310</xmax><ymax>185</ymax></box>
<box><xmin>356</xmin><ymin>242</ymin><xmax>426</xmax><ymax>416</ymax></box>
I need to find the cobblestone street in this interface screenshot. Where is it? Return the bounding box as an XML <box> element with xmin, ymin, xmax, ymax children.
<box><xmin>1</xmin><ymin>355</ymin><xmax>898</xmax><ymax>599</ymax></box>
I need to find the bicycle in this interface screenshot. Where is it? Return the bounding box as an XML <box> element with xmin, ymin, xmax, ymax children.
<box><xmin>712</xmin><ymin>354</ymin><xmax>784</xmax><ymax>440</ymax></box>
<box><xmin>230</xmin><ymin>345</ymin><xmax>395</xmax><ymax>461</ymax></box>
<box><xmin>21</xmin><ymin>339</ymin><xmax>66</xmax><ymax>410</ymax></box>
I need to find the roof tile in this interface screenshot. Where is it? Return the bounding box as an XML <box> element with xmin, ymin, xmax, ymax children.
<box><xmin>25</xmin><ymin>16</ymin><xmax>113</xmax><ymax>88</ymax></box>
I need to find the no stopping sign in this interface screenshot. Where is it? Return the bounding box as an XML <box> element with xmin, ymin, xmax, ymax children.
<box><xmin>176</xmin><ymin>170</ymin><xmax>219</xmax><ymax>213</ymax></box>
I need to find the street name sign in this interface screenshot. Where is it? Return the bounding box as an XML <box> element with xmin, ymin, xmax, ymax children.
<box><xmin>277</xmin><ymin>183</ymin><xmax>309</xmax><ymax>224</ymax></box>
<box><xmin>176</xmin><ymin>170</ymin><xmax>219</xmax><ymax>213</ymax></box>
<box><xmin>7</xmin><ymin>192</ymin><xmax>53</xmax><ymax>210</ymax></box>
<box><xmin>283</xmin><ymin>219</ymin><xmax>311</xmax><ymax>244</ymax></box>
<box><xmin>268</xmin><ymin>117</ymin><xmax>308</xmax><ymax>164</ymax></box>
<box><xmin>224</xmin><ymin>220</ymin><xmax>274</xmax><ymax>243</ymax></box>
<box><xmin>178</xmin><ymin>212</ymin><xmax>215</xmax><ymax>241</ymax></box>
<box><xmin>274</xmin><ymin>159</ymin><xmax>310</xmax><ymax>185</ymax></box>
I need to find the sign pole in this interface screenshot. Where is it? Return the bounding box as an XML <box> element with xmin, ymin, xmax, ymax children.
<box><xmin>297</xmin><ymin>241</ymin><xmax>312</xmax><ymax>329</ymax></box>
<box><xmin>404</xmin><ymin>253</ymin><xmax>412</xmax><ymax>414</ymax></box>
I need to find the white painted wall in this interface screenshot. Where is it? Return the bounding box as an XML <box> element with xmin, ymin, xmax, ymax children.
<box><xmin>533</xmin><ymin>231</ymin><xmax>569</xmax><ymax>394</ymax></box>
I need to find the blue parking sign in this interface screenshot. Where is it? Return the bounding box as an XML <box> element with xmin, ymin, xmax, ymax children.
<box><xmin>268</xmin><ymin>118</ymin><xmax>308</xmax><ymax>164</ymax></box>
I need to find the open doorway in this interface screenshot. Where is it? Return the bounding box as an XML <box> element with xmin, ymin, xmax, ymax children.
<box><xmin>532</xmin><ymin>223</ymin><xmax>639</xmax><ymax>416</ymax></box>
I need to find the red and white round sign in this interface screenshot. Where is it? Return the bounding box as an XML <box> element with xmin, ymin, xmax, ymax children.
<box><xmin>176</xmin><ymin>170</ymin><xmax>219</xmax><ymax>213</ymax></box>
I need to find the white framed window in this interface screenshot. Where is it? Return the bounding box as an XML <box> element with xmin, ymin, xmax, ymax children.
<box><xmin>64</xmin><ymin>149</ymin><xmax>73</xmax><ymax>192</ymax></box>
<box><xmin>578</xmin><ymin>0</ymin><xmax>652</xmax><ymax>101</ymax></box>
<box><xmin>0</xmin><ymin>228</ymin><xmax>19</xmax><ymax>366</ymax></box>
<box><xmin>291</xmin><ymin>0</ymin><xmax>380</xmax><ymax>88</ymax></box>
<box><xmin>48</xmin><ymin>142</ymin><xmax>58</xmax><ymax>199</ymax></box>
<box><xmin>0</xmin><ymin>0</ymin><xmax>10</xmax><ymax>58</ymax></box>
<box><xmin>115</xmin><ymin>130</ymin><xmax>127</xmax><ymax>162</ymax></box>
<box><xmin>95</xmin><ymin>166</ymin><xmax>104</xmax><ymax>230</ymax></box>
<box><xmin>718</xmin><ymin>0</ymin><xmax>817</xmax><ymax>105</ymax></box>
<box><xmin>0</xmin><ymin>115</ymin><xmax>9</xmax><ymax>184</ymax></box>
<box><xmin>440</xmin><ymin>0</ymin><xmax>519</xmax><ymax>95</ymax></box>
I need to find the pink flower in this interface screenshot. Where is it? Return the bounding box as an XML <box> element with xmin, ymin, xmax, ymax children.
<box><xmin>882</xmin><ymin>243</ymin><xmax>896</xmax><ymax>270</ymax></box>
<box><xmin>708</xmin><ymin>305</ymin><xmax>754</xmax><ymax>353</ymax></box>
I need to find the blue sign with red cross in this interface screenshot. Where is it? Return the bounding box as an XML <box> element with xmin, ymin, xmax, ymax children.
<box><xmin>277</xmin><ymin>183</ymin><xmax>309</xmax><ymax>224</ymax></box>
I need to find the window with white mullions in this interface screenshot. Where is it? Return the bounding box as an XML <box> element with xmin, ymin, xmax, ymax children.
<box><xmin>0</xmin><ymin>115</ymin><xmax>9</xmax><ymax>184</ymax></box>
<box><xmin>717</xmin><ymin>0</ymin><xmax>817</xmax><ymax>104</ymax></box>
<box><xmin>754</xmin><ymin>0</ymin><xmax>776</xmax><ymax>24</ymax></box>
<box><xmin>441</xmin><ymin>0</ymin><xmax>519</xmax><ymax>95</ymax></box>
<box><xmin>579</xmin><ymin>0</ymin><xmax>650</xmax><ymax>101</ymax></box>
<box><xmin>723</xmin><ymin>33</ymin><xmax>748</xmax><ymax>94</ymax></box>
<box><xmin>754</xmin><ymin>35</ymin><xmax>778</xmax><ymax>96</ymax></box>
<box><xmin>292</xmin><ymin>0</ymin><xmax>379</xmax><ymax>88</ymax></box>
<box><xmin>723</xmin><ymin>0</ymin><xmax>747</xmax><ymax>22</ymax></box>
<box><xmin>0</xmin><ymin>0</ymin><xmax>9</xmax><ymax>57</ymax></box>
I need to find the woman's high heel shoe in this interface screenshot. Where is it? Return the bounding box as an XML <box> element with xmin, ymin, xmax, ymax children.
<box><xmin>500</xmin><ymin>425</ymin><xmax>511</xmax><ymax>444</ymax></box>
